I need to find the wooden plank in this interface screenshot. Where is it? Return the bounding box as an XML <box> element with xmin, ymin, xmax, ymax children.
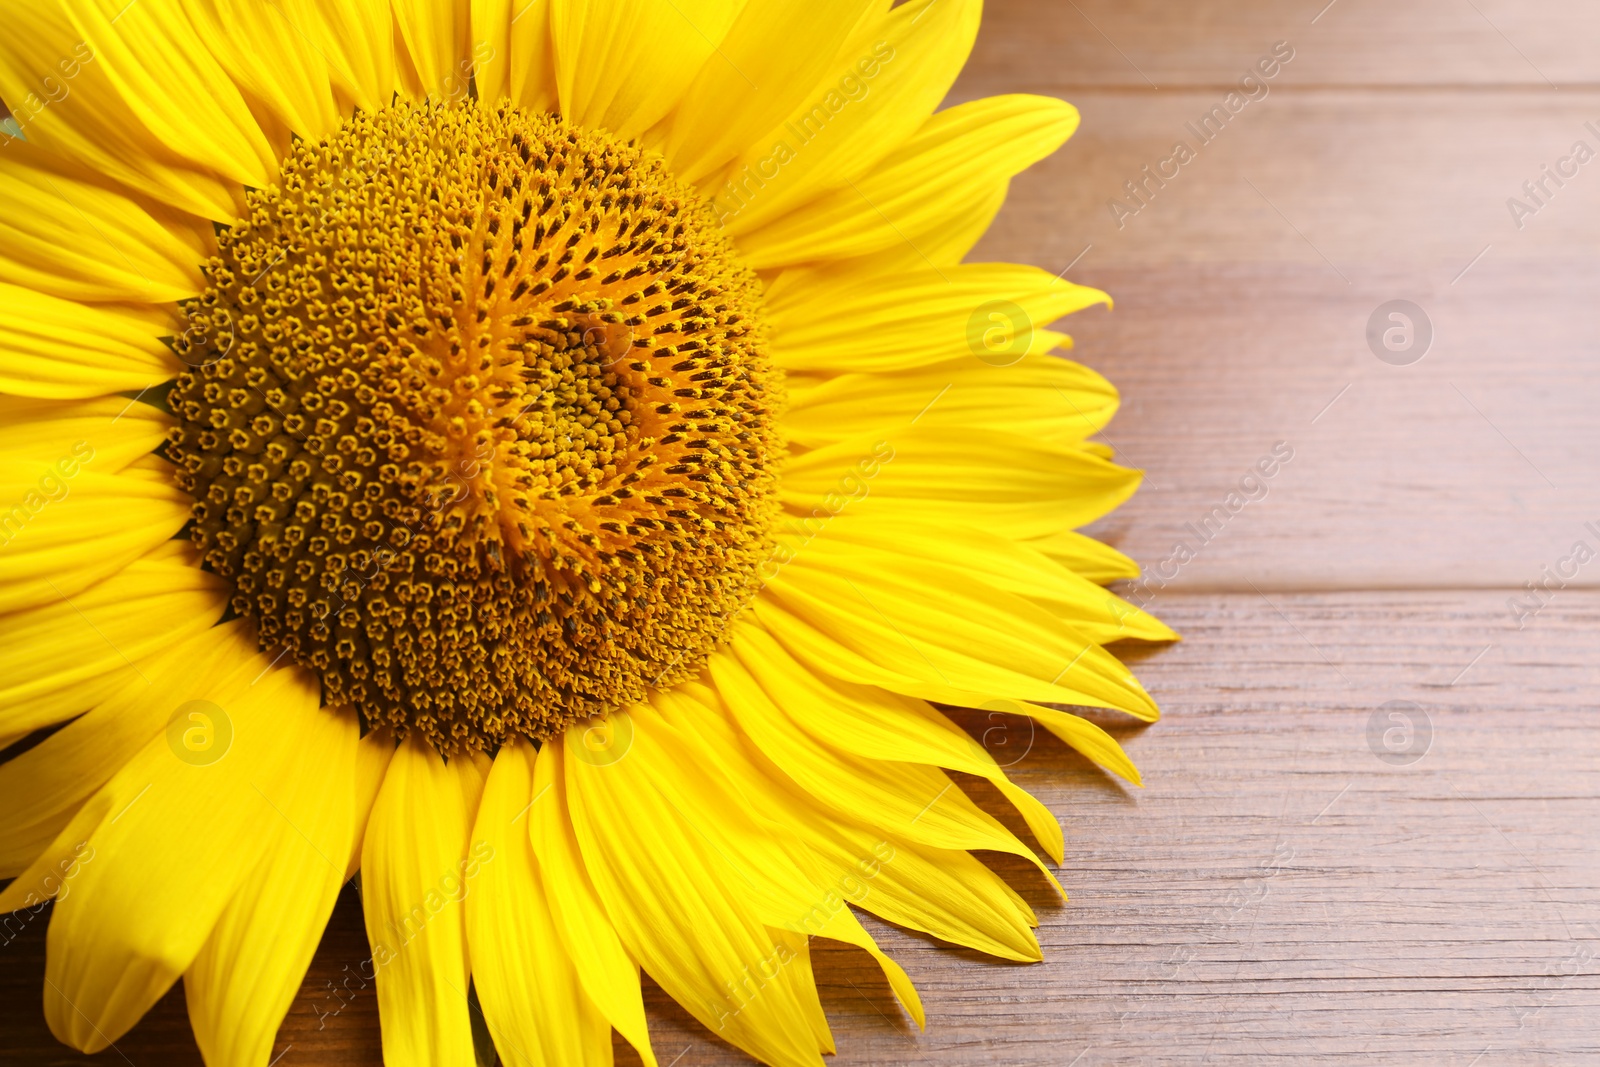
<box><xmin>1053</xmin><ymin>261</ymin><xmax>1600</xmax><ymax>591</ymax></box>
<box><xmin>959</xmin><ymin>0</ymin><xmax>1600</xmax><ymax>91</ymax></box>
<box><xmin>952</xmin><ymin>88</ymin><xmax>1600</xmax><ymax>588</ymax></box>
<box><xmin>967</xmin><ymin>90</ymin><xmax>1600</xmax><ymax>268</ymax></box>
<box><xmin>7</xmin><ymin>593</ymin><xmax>1594</xmax><ymax>1065</ymax></box>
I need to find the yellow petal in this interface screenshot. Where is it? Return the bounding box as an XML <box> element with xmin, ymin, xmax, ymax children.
<box><xmin>470</xmin><ymin>0</ymin><xmax>559</xmax><ymax>108</ymax></box>
<box><xmin>827</xmin><ymin>176</ymin><xmax>1009</xmax><ymax>274</ymax></box>
<box><xmin>561</xmin><ymin>717</ymin><xmax>826</xmax><ymax>1067</ymax></box>
<box><xmin>529</xmin><ymin>742</ymin><xmax>660</xmax><ymax>1067</ymax></box>
<box><xmin>549</xmin><ymin>0</ymin><xmax>744</xmax><ymax>141</ymax></box>
<box><xmin>303</xmin><ymin>0</ymin><xmax>396</xmax><ymax>113</ymax></box>
<box><xmin>1002</xmin><ymin>698</ymin><xmax>1145</xmax><ymax>787</ymax></box>
<box><xmin>29</xmin><ymin>661</ymin><xmax>326</xmax><ymax>1051</ymax></box>
<box><xmin>182</xmin><ymin>0</ymin><xmax>344</xmax><ymax>143</ymax></box>
<box><xmin>0</xmin><ymin>459</ymin><xmax>194</xmax><ymax>615</ymax></box>
<box><xmin>617</xmin><ymin>691</ymin><xmax>928</xmax><ymax>1035</ymax></box>
<box><xmin>736</xmin><ymin>95</ymin><xmax>1078</xmax><ymax>268</ymax></box>
<box><xmin>773</xmin><ymin>932</ymin><xmax>833</xmax><ymax>1053</ymax></box>
<box><xmin>783</xmin><ymin>353</ymin><xmax>1117</xmax><ymax>449</ymax></box>
<box><xmin>778</xmin><ymin>429</ymin><xmax>1138</xmax><ymax>540</ymax></box>
<box><xmin>721</xmin><ymin>625</ymin><xmax>1069</xmax><ymax>858</ymax></box>
<box><xmin>754</xmin><ymin>561</ymin><xmax>1160</xmax><ymax>721</ymax></box>
<box><xmin>651</xmin><ymin>0</ymin><xmax>878</xmax><ymax>184</ymax></box>
<box><xmin>719</xmin><ymin>0</ymin><xmax>980</xmax><ymax>234</ymax></box>
<box><xmin>654</xmin><ymin>682</ymin><xmax>1035</xmax><ymax>965</ymax></box>
<box><xmin>767</xmin><ymin>263</ymin><xmax>1107</xmax><ymax>373</ymax></box>
<box><xmin>505</xmin><ymin>0</ymin><xmax>558</xmax><ymax>113</ymax></box>
<box><xmin>783</xmin><ymin>808</ymin><xmax>1044</xmax><ymax>962</ymax></box>
<box><xmin>707</xmin><ymin>651</ymin><xmax>1062</xmax><ymax>877</ymax></box>
<box><xmin>804</xmin><ymin>829</ymin><xmax>1044</xmax><ymax>961</ymax></box>
<box><xmin>0</xmin><ymin>284</ymin><xmax>180</xmax><ymax>399</ymax></box>
<box><xmin>0</xmin><ymin>619</ymin><xmax>249</xmax><ymax>878</ymax></box>
<box><xmin>0</xmin><ymin>790</ymin><xmax>110</xmax><ymax>920</ymax></box>
<box><xmin>360</xmin><ymin>735</ymin><xmax>478</xmax><ymax>1067</ymax></box>
<box><xmin>185</xmin><ymin>704</ymin><xmax>359</xmax><ymax>1067</ymax></box>
<box><xmin>393</xmin><ymin>0</ymin><xmax>472</xmax><ymax>101</ymax></box>
<box><xmin>0</xmin><ymin>540</ymin><xmax>226</xmax><ymax>740</ymax></box>
<box><xmin>467</xmin><ymin>738</ymin><xmax>614</xmax><ymax>1067</ymax></box>
<box><xmin>0</xmin><ymin>143</ymin><xmax>204</xmax><ymax>303</ymax></box>
<box><xmin>470</xmin><ymin>0</ymin><xmax>513</xmax><ymax>103</ymax></box>
<box><xmin>0</xmin><ymin>395</ymin><xmax>169</xmax><ymax>472</ymax></box>
<box><xmin>0</xmin><ymin>4</ymin><xmax>244</xmax><ymax>218</ymax></box>
<box><xmin>63</xmin><ymin>0</ymin><xmax>277</xmax><ymax>188</ymax></box>
<box><xmin>1027</xmin><ymin>529</ymin><xmax>1143</xmax><ymax>584</ymax></box>
<box><xmin>345</xmin><ymin>728</ymin><xmax>398</xmax><ymax>880</ymax></box>
<box><xmin>815</xmin><ymin>514</ymin><xmax>1176</xmax><ymax>646</ymax></box>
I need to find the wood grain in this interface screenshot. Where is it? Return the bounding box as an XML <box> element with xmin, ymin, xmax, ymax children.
<box><xmin>958</xmin><ymin>90</ymin><xmax>1600</xmax><ymax>591</ymax></box>
<box><xmin>964</xmin><ymin>0</ymin><xmax>1600</xmax><ymax>91</ymax></box>
<box><xmin>1053</xmin><ymin>261</ymin><xmax>1600</xmax><ymax>591</ymax></box>
<box><xmin>6</xmin><ymin>593</ymin><xmax>1598</xmax><ymax>1065</ymax></box>
<box><xmin>5</xmin><ymin>1</ymin><xmax>1600</xmax><ymax>1065</ymax></box>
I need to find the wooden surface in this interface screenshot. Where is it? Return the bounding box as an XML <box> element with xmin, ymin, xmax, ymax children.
<box><xmin>6</xmin><ymin>2</ymin><xmax>1600</xmax><ymax>1064</ymax></box>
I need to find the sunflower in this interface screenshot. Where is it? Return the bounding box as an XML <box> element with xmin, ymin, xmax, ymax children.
<box><xmin>0</xmin><ymin>1</ymin><xmax>1174</xmax><ymax>1064</ymax></box>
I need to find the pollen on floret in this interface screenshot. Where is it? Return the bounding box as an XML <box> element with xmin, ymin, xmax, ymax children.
<box><xmin>166</xmin><ymin>100</ymin><xmax>782</xmax><ymax>752</ymax></box>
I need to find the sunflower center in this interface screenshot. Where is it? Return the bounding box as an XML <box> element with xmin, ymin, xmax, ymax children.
<box><xmin>167</xmin><ymin>101</ymin><xmax>780</xmax><ymax>751</ymax></box>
